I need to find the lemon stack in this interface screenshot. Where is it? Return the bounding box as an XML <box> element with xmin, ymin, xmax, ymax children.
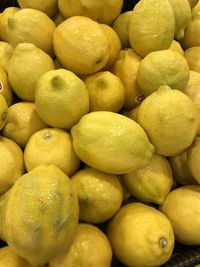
<box><xmin>0</xmin><ymin>0</ymin><xmax>200</xmax><ymax>266</ymax></box>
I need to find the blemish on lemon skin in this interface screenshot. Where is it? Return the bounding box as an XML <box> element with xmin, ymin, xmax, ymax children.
<box><xmin>159</xmin><ymin>237</ymin><xmax>168</xmax><ymax>248</ymax></box>
<box><xmin>43</xmin><ymin>132</ymin><xmax>52</xmax><ymax>139</ymax></box>
<box><xmin>96</xmin><ymin>78</ymin><xmax>107</xmax><ymax>88</ymax></box>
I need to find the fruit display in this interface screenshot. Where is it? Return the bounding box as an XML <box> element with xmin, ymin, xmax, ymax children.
<box><xmin>1</xmin><ymin>0</ymin><xmax>200</xmax><ymax>266</ymax></box>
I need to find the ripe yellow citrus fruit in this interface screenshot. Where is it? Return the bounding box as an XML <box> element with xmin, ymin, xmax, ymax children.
<box><xmin>84</xmin><ymin>71</ymin><xmax>125</xmax><ymax>112</ymax></box>
<box><xmin>0</xmin><ymin>41</ymin><xmax>13</xmax><ymax>73</ymax></box>
<box><xmin>71</xmin><ymin>111</ymin><xmax>154</xmax><ymax>174</ymax></box>
<box><xmin>49</xmin><ymin>223</ymin><xmax>112</xmax><ymax>267</ymax></box>
<box><xmin>53</xmin><ymin>16</ymin><xmax>110</xmax><ymax>75</ymax></box>
<box><xmin>107</xmin><ymin>202</ymin><xmax>175</xmax><ymax>266</ymax></box>
<box><xmin>138</xmin><ymin>85</ymin><xmax>198</xmax><ymax>156</ymax></box>
<box><xmin>35</xmin><ymin>69</ymin><xmax>89</xmax><ymax>129</ymax></box>
<box><xmin>71</xmin><ymin>167</ymin><xmax>123</xmax><ymax>223</ymax></box>
<box><xmin>24</xmin><ymin>128</ymin><xmax>80</xmax><ymax>177</ymax></box>
<box><xmin>160</xmin><ymin>185</ymin><xmax>200</xmax><ymax>245</ymax></box>
<box><xmin>0</xmin><ymin>94</ymin><xmax>8</xmax><ymax>131</ymax></box>
<box><xmin>129</xmin><ymin>0</ymin><xmax>175</xmax><ymax>57</ymax></box>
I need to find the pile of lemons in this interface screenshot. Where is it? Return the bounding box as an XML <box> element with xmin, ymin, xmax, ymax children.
<box><xmin>0</xmin><ymin>0</ymin><xmax>200</xmax><ymax>266</ymax></box>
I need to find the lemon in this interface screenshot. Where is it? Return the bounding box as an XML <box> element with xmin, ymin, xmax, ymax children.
<box><xmin>7</xmin><ymin>8</ymin><xmax>56</xmax><ymax>56</ymax></box>
<box><xmin>0</xmin><ymin>94</ymin><xmax>8</xmax><ymax>131</ymax></box>
<box><xmin>181</xmin><ymin>7</ymin><xmax>200</xmax><ymax>49</ymax></box>
<box><xmin>184</xmin><ymin>46</ymin><xmax>200</xmax><ymax>73</ymax></box>
<box><xmin>97</xmin><ymin>0</ymin><xmax>123</xmax><ymax>25</ymax></box>
<box><xmin>112</xmin><ymin>48</ymin><xmax>142</xmax><ymax>110</ymax></box>
<box><xmin>58</xmin><ymin>0</ymin><xmax>123</xmax><ymax>25</ymax></box>
<box><xmin>24</xmin><ymin>128</ymin><xmax>80</xmax><ymax>177</ymax></box>
<box><xmin>8</xmin><ymin>43</ymin><xmax>55</xmax><ymax>101</ymax></box>
<box><xmin>169</xmin><ymin>40</ymin><xmax>184</xmax><ymax>55</ymax></box>
<box><xmin>53</xmin><ymin>16</ymin><xmax>110</xmax><ymax>75</ymax></box>
<box><xmin>0</xmin><ymin>246</ymin><xmax>33</xmax><ymax>267</ymax></box>
<box><xmin>107</xmin><ymin>202</ymin><xmax>175</xmax><ymax>267</ymax></box>
<box><xmin>17</xmin><ymin>0</ymin><xmax>58</xmax><ymax>17</ymax></box>
<box><xmin>187</xmin><ymin>136</ymin><xmax>200</xmax><ymax>183</ymax></box>
<box><xmin>49</xmin><ymin>223</ymin><xmax>112</xmax><ymax>267</ymax></box>
<box><xmin>0</xmin><ymin>164</ymin><xmax>79</xmax><ymax>266</ymax></box>
<box><xmin>100</xmin><ymin>24</ymin><xmax>121</xmax><ymax>70</ymax></box>
<box><xmin>137</xmin><ymin>50</ymin><xmax>190</xmax><ymax>96</ymax></box>
<box><xmin>0</xmin><ymin>42</ymin><xmax>14</xmax><ymax>73</ymax></box>
<box><xmin>129</xmin><ymin>0</ymin><xmax>175</xmax><ymax>57</ymax></box>
<box><xmin>0</xmin><ymin>136</ymin><xmax>25</xmax><ymax>195</ymax></box>
<box><xmin>2</xmin><ymin>102</ymin><xmax>47</xmax><ymax>148</ymax></box>
<box><xmin>35</xmin><ymin>69</ymin><xmax>89</xmax><ymax>129</ymax></box>
<box><xmin>84</xmin><ymin>71</ymin><xmax>125</xmax><ymax>112</ymax></box>
<box><xmin>0</xmin><ymin>7</ymin><xmax>20</xmax><ymax>42</ymax></box>
<box><xmin>169</xmin><ymin>150</ymin><xmax>197</xmax><ymax>185</ymax></box>
<box><xmin>138</xmin><ymin>85</ymin><xmax>198</xmax><ymax>156</ymax></box>
<box><xmin>188</xmin><ymin>70</ymin><xmax>200</xmax><ymax>87</ymax></box>
<box><xmin>71</xmin><ymin>111</ymin><xmax>154</xmax><ymax>174</ymax></box>
<box><xmin>112</xmin><ymin>11</ymin><xmax>132</xmax><ymax>49</ymax></box>
<box><xmin>71</xmin><ymin>167</ymin><xmax>123</xmax><ymax>223</ymax></box>
<box><xmin>122</xmin><ymin>154</ymin><xmax>173</xmax><ymax>205</ymax></box>
<box><xmin>0</xmin><ymin>67</ymin><xmax>13</xmax><ymax>106</ymax></box>
<box><xmin>168</xmin><ymin>0</ymin><xmax>191</xmax><ymax>40</ymax></box>
<box><xmin>160</xmin><ymin>185</ymin><xmax>200</xmax><ymax>245</ymax></box>
<box><xmin>185</xmin><ymin>83</ymin><xmax>200</xmax><ymax>131</ymax></box>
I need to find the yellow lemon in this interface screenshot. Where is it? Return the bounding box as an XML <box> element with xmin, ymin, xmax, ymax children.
<box><xmin>100</xmin><ymin>24</ymin><xmax>121</xmax><ymax>70</ymax></box>
<box><xmin>8</xmin><ymin>43</ymin><xmax>55</xmax><ymax>101</ymax></box>
<box><xmin>112</xmin><ymin>48</ymin><xmax>142</xmax><ymax>110</ymax></box>
<box><xmin>17</xmin><ymin>0</ymin><xmax>58</xmax><ymax>17</ymax></box>
<box><xmin>2</xmin><ymin>102</ymin><xmax>47</xmax><ymax>148</ymax></box>
<box><xmin>169</xmin><ymin>150</ymin><xmax>197</xmax><ymax>185</ymax></box>
<box><xmin>49</xmin><ymin>223</ymin><xmax>112</xmax><ymax>267</ymax></box>
<box><xmin>112</xmin><ymin>11</ymin><xmax>132</xmax><ymax>49</ymax></box>
<box><xmin>0</xmin><ymin>67</ymin><xmax>13</xmax><ymax>106</ymax></box>
<box><xmin>185</xmin><ymin>83</ymin><xmax>200</xmax><ymax>131</ymax></box>
<box><xmin>35</xmin><ymin>69</ymin><xmax>89</xmax><ymax>129</ymax></box>
<box><xmin>0</xmin><ymin>94</ymin><xmax>8</xmax><ymax>131</ymax></box>
<box><xmin>138</xmin><ymin>85</ymin><xmax>198</xmax><ymax>156</ymax></box>
<box><xmin>107</xmin><ymin>202</ymin><xmax>175</xmax><ymax>267</ymax></box>
<box><xmin>169</xmin><ymin>40</ymin><xmax>184</xmax><ymax>55</ymax></box>
<box><xmin>118</xmin><ymin>176</ymin><xmax>131</xmax><ymax>201</ymax></box>
<box><xmin>0</xmin><ymin>7</ymin><xmax>20</xmax><ymax>42</ymax></box>
<box><xmin>24</xmin><ymin>128</ymin><xmax>80</xmax><ymax>177</ymax></box>
<box><xmin>97</xmin><ymin>0</ymin><xmax>123</xmax><ymax>25</ymax></box>
<box><xmin>58</xmin><ymin>0</ymin><xmax>123</xmax><ymax>25</ymax></box>
<box><xmin>71</xmin><ymin>111</ymin><xmax>154</xmax><ymax>174</ymax></box>
<box><xmin>160</xmin><ymin>185</ymin><xmax>200</xmax><ymax>245</ymax></box>
<box><xmin>168</xmin><ymin>0</ymin><xmax>191</xmax><ymax>40</ymax></box>
<box><xmin>137</xmin><ymin>50</ymin><xmax>190</xmax><ymax>96</ymax></box>
<box><xmin>187</xmin><ymin>136</ymin><xmax>200</xmax><ymax>183</ymax></box>
<box><xmin>71</xmin><ymin>167</ymin><xmax>123</xmax><ymax>223</ymax></box>
<box><xmin>184</xmin><ymin>46</ymin><xmax>200</xmax><ymax>73</ymax></box>
<box><xmin>122</xmin><ymin>154</ymin><xmax>173</xmax><ymax>205</ymax></box>
<box><xmin>129</xmin><ymin>0</ymin><xmax>175</xmax><ymax>57</ymax></box>
<box><xmin>0</xmin><ymin>164</ymin><xmax>79</xmax><ymax>266</ymax></box>
<box><xmin>181</xmin><ymin>7</ymin><xmax>200</xmax><ymax>49</ymax></box>
<box><xmin>0</xmin><ymin>135</ymin><xmax>25</xmax><ymax>195</ymax></box>
<box><xmin>7</xmin><ymin>8</ymin><xmax>56</xmax><ymax>56</ymax></box>
<box><xmin>84</xmin><ymin>71</ymin><xmax>125</xmax><ymax>112</ymax></box>
<box><xmin>53</xmin><ymin>16</ymin><xmax>110</xmax><ymax>75</ymax></box>
<box><xmin>0</xmin><ymin>246</ymin><xmax>32</xmax><ymax>267</ymax></box>
<box><xmin>0</xmin><ymin>41</ymin><xmax>13</xmax><ymax>73</ymax></box>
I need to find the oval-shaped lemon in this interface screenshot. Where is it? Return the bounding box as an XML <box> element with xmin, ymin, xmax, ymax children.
<box><xmin>71</xmin><ymin>111</ymin><xmax>154</xmax><ymax>174</ymax></box>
